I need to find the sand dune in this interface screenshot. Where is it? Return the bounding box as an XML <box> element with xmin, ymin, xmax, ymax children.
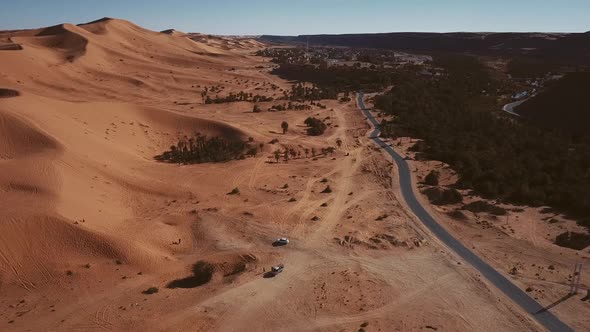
<box><xmin>0</xmin><ymin>17</ymin><xmax>260</xmax><ymax>293</ymax></box>
<box><xmin>0</xmin><ymin>111</ymin><xmax>61</xmax><ymax>159</ymax></box>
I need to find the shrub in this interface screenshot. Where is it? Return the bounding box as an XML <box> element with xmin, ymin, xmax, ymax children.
<box><xmin>447</xmin><ymin>209</ymin><xmax>468</xmax><ymax>220</ymax></box>
<box><xmin>554</xmin><ymin>232</ymin><xmax>590</xmax><ymax>250</ymax></box>
<box><xmin>143</xmin><ymin>287</ymin><xmax>159</xmax><ymax>295</ymax></box>
<box><xmin>422</xmin><ymin>187</ymin><xmax>463</xmax><ymax>205</ymax></box>
<box><xmin>246</xmin><ymin>146</ymin><xmax>258</xmax><ymax>157</ymax></box>
<box><xmin>304</xmin><ymin>117</ymin><xmax>327</xmax><ymax>136</ymax></box>
<box><xmin>167</xmin><ymin>261</ymin><xmax>215</xmax><ymax>289</ymax></box>
<box><xmin>462</xmin><ymin>201</ymin><xmax>507</xmax><ymax>215</ymax></box>
<box><xmin>424</xmin><ymin>170</ymin><xmax>440</xmax><ymax>186</ymax></box>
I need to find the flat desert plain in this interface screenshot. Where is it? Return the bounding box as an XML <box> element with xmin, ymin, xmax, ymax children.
<box><xmin>0</xmin><ymin>18</ymin><xmax>587</xmax><ymax>331</ymax></box>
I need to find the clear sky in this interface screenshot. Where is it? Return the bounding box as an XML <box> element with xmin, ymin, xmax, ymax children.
<box><xmin>1</xmin><ymin>0</ymin><xmax>589</xmax><ymax>35</ymax></box>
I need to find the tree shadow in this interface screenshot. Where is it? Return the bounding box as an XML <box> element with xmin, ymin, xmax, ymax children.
<box><xmin>534</xmin><ymin>293</ymin><xmax>574</xmax><ymax>314</ymax></box>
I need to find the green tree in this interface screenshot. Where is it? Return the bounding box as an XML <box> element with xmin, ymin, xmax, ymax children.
<box><xmin>425</xmin><ymin>170</ymin><xmax>440</xmax><ymax>186</ymax></box>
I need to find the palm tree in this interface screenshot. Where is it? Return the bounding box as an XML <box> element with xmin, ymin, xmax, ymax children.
<box><xmin>281</xmin><ymin>121</ymin><xmax>289</xmax><ymax>134</ymax></box>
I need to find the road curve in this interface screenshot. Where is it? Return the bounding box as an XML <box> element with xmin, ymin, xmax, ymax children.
<box><xmin>502</xmin><ymin>99</ymin><xmax>526</xmax><ymax>117</ymax></box>
<box><xmin>357</xmin><ymin>93</ymin><xmax>573</xmax><ymax>332</ymax></box>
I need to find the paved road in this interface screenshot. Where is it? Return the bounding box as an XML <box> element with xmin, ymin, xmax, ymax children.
<box><xmin>502</xmin><ymin>99</ymin><xmax>526</xmax><ymax>117</ymax></box>
<box><xmin>357</xmin><ymin>93</ymin><xmax>574</xmax><ymax>332</ymax></box>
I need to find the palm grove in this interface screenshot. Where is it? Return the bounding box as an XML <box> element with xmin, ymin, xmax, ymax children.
<box><xmin>375</xmin><ymin>55</ymin><xmax>590</xmax><ymax>229</ymax></box>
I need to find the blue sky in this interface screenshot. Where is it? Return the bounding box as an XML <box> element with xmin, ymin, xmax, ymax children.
<box><xmin>1</xmin><ymin>0</ymin><xmax>589</xmax><ymax>35</ymax></box>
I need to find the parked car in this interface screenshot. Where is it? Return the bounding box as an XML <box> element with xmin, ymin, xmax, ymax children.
<box><xmin>270</xmin><ymin>264</ymin><xmax>284</xmax><ymax>275</ymax></box>
<box><xmin>273</xmin><ymin>237</ymin><xmax>289</xmax><ymax>246</ymax></box>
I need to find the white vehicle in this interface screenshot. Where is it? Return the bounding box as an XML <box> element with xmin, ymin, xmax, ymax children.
<box><xmin>270</xmin><ymin>264</ymin><xmax>284</xmax><ymax>275</ymax></box>
<box><xmin>274</xmin><ymin>237</ymin><xmax>289</xmax><ymax>245</ymax></box>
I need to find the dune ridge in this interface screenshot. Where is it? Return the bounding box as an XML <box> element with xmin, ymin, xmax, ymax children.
<box><xmin>0</xmin><ymin>17</ymin><xmax>259</xmax><ymax>293</ymax></box>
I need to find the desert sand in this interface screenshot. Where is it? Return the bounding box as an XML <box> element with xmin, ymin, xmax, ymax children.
<box><xmin>0</xmin><ymin>18</ymin><xmax>578</xmax><ymax>331</ymax></box>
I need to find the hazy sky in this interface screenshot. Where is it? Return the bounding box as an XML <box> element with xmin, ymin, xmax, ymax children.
<box><xmin>1</xmin><ymin>0</ymin><xmax>589</xmax><ymax>35</ymax></box>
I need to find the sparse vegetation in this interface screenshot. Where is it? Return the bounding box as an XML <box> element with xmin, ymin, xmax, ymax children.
<box><xmin>554</xmin><ymin>232</ymin><xmax>590</xmax><ymax>250</ymax></box>
<box><xmin>167</xmin><ymin>260</ymin><xmax>215</xmax><ymax>289</ymax></box>
<box><xmin>462</xmin><ymin>201</ymin><xmax>507</xmax><ymax>216</ymax></box>
<box><xmin>156</xmin><ymin>133</ymin><xmax>250</xmax><ymax>164</ymax></box>
<box><xmin>304</xmin><ymin>117</ymin><xmax>327</xmax><ymax>136</ymax></box>
<box><xmin>0</xmin><ymin>88</ymin><xmax>20</xmax><ymax>98</ymax></box>
<box><xmin>375</xmin><ymin>214</ymin><xmax>388</xmax><ymax>221</ymax></box>
<box><xmin>143</xmin><ymin>287</ymin><xmax>159</xmax><ymax>294</ymax></box>
<box><xmin>422</xmin><ymin>187</ymin><xmax>463</xmax><ymax>205</ymax></box>
<box><xmin>204</xmin><ymin>91</ymin><xmax>273</xmax><ymax>104</ymax></box>
<box><xmin>424</xmin><ymin>170</ymin><xmax>440</xmax><ymax>186</ymax></box>
<box><xmin>447</xmin><ymin>209</ymin><xmax>468</xmax><ymax>220</ymax></box>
